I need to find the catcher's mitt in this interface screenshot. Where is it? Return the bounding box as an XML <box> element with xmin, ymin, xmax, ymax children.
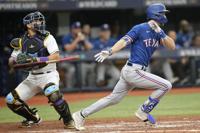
<box><xmin>16</xmin><ymin>53</ymin><xmax>37</xmax><ymax>64</ymax></box>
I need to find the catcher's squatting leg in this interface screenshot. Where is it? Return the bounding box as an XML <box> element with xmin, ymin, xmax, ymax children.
<box><xmin>81</xmin><ymin>66</ymin><xmax>172</xmax><ymax>118</ymax></box>
<box><xmin>43</xmin><ymin>83</ymin><xmax>73</xmax><ymax>124</ymax></box>
<box><xmin>6</xmin><ymin>90</ymin><xmax>39</xmax><ymax>121</ymax></box>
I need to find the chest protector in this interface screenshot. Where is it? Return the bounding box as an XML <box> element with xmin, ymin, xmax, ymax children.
<box><xmin>21</xmin><ymin>32</ymin><xmax>50</xmax><ymax>69</ymax></box>
<box><xmin>21</xmin><ymin>32</ymin><xmax>50</xmax><ymax>57</ymax></box>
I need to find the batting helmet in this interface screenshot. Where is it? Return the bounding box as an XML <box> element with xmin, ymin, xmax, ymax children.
<box><xmin>146</xmin><ymin>3</ymin><xmax>169</xmax><ymax>24</ymax></box>
<box><xmin>23</xmin><ymin>11</ymin><xmax>46</xmax><ymax>34</ymax></box>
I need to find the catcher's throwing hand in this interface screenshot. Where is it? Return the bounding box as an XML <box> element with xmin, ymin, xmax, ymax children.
<box><xmin>94</xmin><ymin>49</ymin><xmax>112</xmax><ymax>63</ymax></box>
<box><xmin>16</xmin><ymin>53</ymin><xmax>38</xmax><ymax>64</ymax></box>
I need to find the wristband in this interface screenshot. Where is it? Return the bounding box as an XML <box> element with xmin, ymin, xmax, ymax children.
<box><xmin>159</xmin><ymin>30</ymin><xmax>167</xmax><ymax>39</ymax></box>
<box><xmin>39</xmin><ymin>57</ymin><xmax>49</xmax><ymax>62</ymax></box>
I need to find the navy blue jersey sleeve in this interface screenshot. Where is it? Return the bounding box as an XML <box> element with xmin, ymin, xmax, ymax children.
<box><xmin>61</xmin><ymin>34</ymin><xmax>72</xmax><ymax>50</ymax></box>
<box><xmin>122</xmin><ymin>25</ymin><xmax>140</xmax><ymax>45</ymax></box>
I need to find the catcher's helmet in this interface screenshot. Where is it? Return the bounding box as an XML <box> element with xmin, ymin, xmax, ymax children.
<box><xmin>23</xmin><ymin>11</ymin><xmax>46</xmax><ymax>34</ymax></box>
<box><xmin>146</xmin><ymin>3</ymin><xmax>169</xmax><ymax>24</ymax></box>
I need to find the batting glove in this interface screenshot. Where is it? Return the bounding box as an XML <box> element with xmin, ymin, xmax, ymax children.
<box><xmin>94</xmin><ymin>49</ymin><xmax>112</xmax><ymax>63</ymax></box>
<box><xmin>148</xmin><ymin>20</ymin><xmax>167</xmax><ymax>39</ymax></box>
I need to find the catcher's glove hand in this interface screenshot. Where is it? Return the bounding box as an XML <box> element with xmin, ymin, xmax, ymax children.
<box><xmin>16</xmin><ymin>53</ymin><xmax>38</xmax><ymax>64</ymax></box>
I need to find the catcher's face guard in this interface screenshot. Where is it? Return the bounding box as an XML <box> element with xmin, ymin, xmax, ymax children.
<box><xmin>23</xmin><ymin>11</ymin><xmax>46</xmax><ymax>34</ymax></box>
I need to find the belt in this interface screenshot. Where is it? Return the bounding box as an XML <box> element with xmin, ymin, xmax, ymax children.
<box><xmin>31</xmin><ymin>71</ymin><xmax>51</xmax><ymax>75</ymax></box>
<box><xmin>126</xmin><ymin>61</ymin><xmax>146</xmax><ymax>71</ymax></box>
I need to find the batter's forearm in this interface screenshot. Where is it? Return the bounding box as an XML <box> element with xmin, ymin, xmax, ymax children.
<box><xmin>111</xmin><ymin>39</ymin><xmax>127</xmax><ymax>54</ymax></box>
<box><xmin>161</xmin><ymin>36</ymin><xmax>176</xmax><ymax>50</ymax></box>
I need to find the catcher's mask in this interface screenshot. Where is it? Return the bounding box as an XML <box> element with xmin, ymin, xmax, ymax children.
<box><xmin>23</xmin><ymin>11</ymin><xmax>46</xmax><ymax>34</ymax></box>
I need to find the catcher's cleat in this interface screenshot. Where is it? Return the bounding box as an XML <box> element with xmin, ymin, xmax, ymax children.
<box><xmin>72</xmin><ymin>111</ymin><xmax>85</xmax><ymax>131</ymax></box>
<box><xmin>20</xmin><ymin>113</ymin><xmax>42</xmax><ymax>128</ymax></box>
<box><xmin>64</xmin><ymin>120</ymin><xmax>75</xmax><ymax>129</ymax></box>
<box><xmin>135</xmin><ymin>108</ymin><xmax>156</xmax><ymax>125</ymax></box>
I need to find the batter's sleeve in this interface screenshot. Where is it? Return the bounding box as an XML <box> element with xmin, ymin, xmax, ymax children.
<box><xmin>122</xmin><ymin>25</ymin><xmax>140</xmax><ymax>45</ymax></box>
<box><xmin>44</xmin><ymin>34</ymin><xmax>59</xmax><ymax>55</ymax></box>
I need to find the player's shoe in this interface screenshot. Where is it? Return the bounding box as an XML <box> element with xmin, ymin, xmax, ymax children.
<box><xmin>72</xmin><ymin>111</ymin><xmax>85</xmax><ymax>131</ymax></box>
<box><xmin>20</xmin><ymin>113</ymin><xmax>42</xmax><ymax>128</ymax></box>
<box><xmin>64</xmin><ymin>120</ymin><xmax>75</xmax><ymax>129</ymax></box>
<box><xmin>135</xmin><ymin>108</ymin><xmax>156</xmax><ymax>125</ymax></box>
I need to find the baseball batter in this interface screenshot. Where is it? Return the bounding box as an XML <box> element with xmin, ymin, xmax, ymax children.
<box><xmin>5</xmin><ymin>11</ymin><xmax>74</xmax><ymax>129</ymax></box>
<box><xmin>73</xmin><ymin>3</ymin><xmax>175</xmax><ymax>130</ymax></box>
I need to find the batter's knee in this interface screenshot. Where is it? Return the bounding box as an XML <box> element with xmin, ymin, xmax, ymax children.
<box><xmin>165</xmin><ymin>80</ymin><xmax>172</xmax><ymax>91</ymax></box>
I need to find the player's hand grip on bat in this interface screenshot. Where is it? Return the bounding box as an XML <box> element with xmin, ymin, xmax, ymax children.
<box><xmin>94</xmin><ymin>50</ymin><xmax>112</xmax><ymax>62</ymax></box>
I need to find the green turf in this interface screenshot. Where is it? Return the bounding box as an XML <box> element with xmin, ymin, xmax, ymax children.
<box><xmin>0</xmin><ymin>93</ymin><xmax>200</xmax><ymax>123</ymax></box>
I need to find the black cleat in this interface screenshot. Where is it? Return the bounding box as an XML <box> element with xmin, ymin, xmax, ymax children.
<box><xmin>20</xmin><ymin>113</ymin><xmax>42</xmax><ymax>128</ymax></box>
<box><xmin>64</xmin><ymin>120</ymin><xmax>75</xmax><ymax>129</ymax></box>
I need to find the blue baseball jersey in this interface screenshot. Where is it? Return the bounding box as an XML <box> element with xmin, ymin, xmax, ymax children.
<box><xmin>62</xmin><ymin>33</ymin><xmax>85</xmax><ymax>52</ymax></box>
<box><xmin>176</xmin><ymin>31</ymin><xmax>193</xmax><ymax>47</ymax></box>
<box><xmin>124</xmin><ymin>23</ymin><xmax>162</xmax><ymax>67</ymax></box>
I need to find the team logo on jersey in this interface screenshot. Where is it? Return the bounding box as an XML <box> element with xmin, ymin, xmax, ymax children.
<box><xmin>29</xmin><ymin>44</ymin><xmax>35</xmax><ymax>48</ymax></box>
<box><xmin>143</xmin><ymin>38</ymin><xmax>159</xmax><ymax>48</ymax></box>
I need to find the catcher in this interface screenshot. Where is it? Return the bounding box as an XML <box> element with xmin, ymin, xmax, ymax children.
<box><xmin>5</xmin><ymin>11</ymin><xmax>74</xmax><ymax>129</ymax></box>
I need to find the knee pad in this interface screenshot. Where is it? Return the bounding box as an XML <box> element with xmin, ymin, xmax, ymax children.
<box><xmin>44</xmin><ymin>83</ymin><xmax>59</xmax><ymax>96</ymax></box>
<box><xmin>44</xmin><ymin>83</ymin><xmax>62</xmax><ymax>104</ymax></box>
<box><xmin>141</xmin><ymin>97</ymin><xmax>159</xmax><ymax>113</ymax></box>
<box><xmin>6</xmin><ymin>93</ymin><xmax>16</xmax><ymax>104</ymax></box>
<box><xmin>6</xmin><ymin>90</ymin><xmax>21</xmax><ymax>104</ymax></box>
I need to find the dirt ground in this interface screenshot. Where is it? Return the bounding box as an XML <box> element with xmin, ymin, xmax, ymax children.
<box><xmin>0</xmin><ymin>116</ymin><xmax>200</xmax><ymax>133</ymax></box>
<box><xmin>1</xmin><ymin>88</ymin><xmax>200</xmax><ymax>133</ymax></box>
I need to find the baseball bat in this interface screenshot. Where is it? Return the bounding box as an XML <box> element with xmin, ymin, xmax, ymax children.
<box><xmin>13</xmin><ymin>55</ymin><xmax>80</xmax><ymax>69</ymax></box>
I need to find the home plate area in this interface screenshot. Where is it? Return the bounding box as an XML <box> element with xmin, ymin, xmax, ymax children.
<box><xmin>85</xmin><ymin>120</ymin><xmax>200</xmax><ymax>133</ymax></box>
